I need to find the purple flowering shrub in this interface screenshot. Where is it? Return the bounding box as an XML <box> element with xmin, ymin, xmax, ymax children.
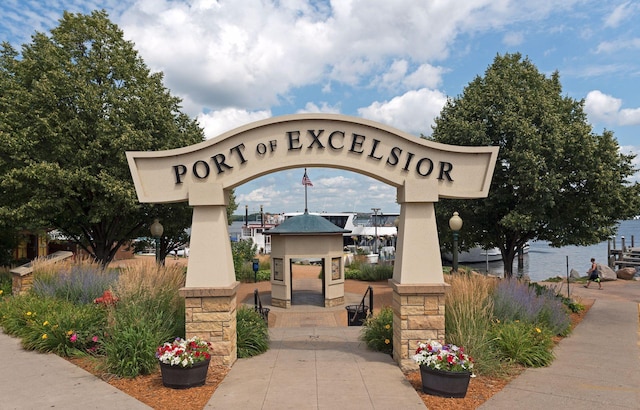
<box><xmin>492</xmin><ymin>279</ymin><xmax>570</xmax><ymax>336</ymax></box>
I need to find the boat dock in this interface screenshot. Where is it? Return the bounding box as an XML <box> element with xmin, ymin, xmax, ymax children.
<box><xmin>607</xmin><ymin>235</ymin><xmax>640</xmax><ymax>268</ymax></box>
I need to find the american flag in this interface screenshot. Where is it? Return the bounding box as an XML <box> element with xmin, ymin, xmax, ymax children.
<box><xmin>302</xmin><ymin>170</ymin><xmax>313</xmax><ymax>187</ymax></box>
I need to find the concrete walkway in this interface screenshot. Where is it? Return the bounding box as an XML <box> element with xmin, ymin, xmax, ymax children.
<box><xmin>206</xmin><ymin>327</ymin><xmax>424</xmax><ymax>410</ymax></box>
<box><xmin>3</xmin><ymin>275</ymin><xmax>639</xmax><ymax>409</ymax></box>
<box><xmin>1</xmin><ymin>331</ymin><xmax>151</xmax><ymax>409</ymax></box>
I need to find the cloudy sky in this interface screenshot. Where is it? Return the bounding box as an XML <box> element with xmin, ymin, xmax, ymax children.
<box><xmin>1</xmin><ymin>0</ymin><xmax>639</xmax><ymax>216</ymax></box>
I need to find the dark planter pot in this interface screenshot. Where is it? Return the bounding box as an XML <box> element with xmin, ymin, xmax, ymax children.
<box><xmin>419</xmin><ymin>365</ymin><xmax>471</xmax><ymax>398</ymax></box>
<box><xmin>160</xmin><ymin>359</ymin><xmax>210</xmax><ymax>389</ymax></box>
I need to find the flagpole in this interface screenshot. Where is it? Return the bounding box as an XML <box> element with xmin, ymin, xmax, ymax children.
<box><xmin>304</xmin><ymin>168</ymin><xmax>308</xmax><ymax>213</ymax></box>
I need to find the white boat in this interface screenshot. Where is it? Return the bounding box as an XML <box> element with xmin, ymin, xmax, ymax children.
<box><xmin>442</xmin><ymin>243</ymin><xmax>529</xmax><ymax>263</ymax></box>
<box><xmin>237</xmin><ymin>213</ymin><xmax>284</xmax><ymax>254</ymax></box>
<box><xmin>345</xmin><ymin>213</ymin><xmax>399</xmax><ymax>259</ymax></box>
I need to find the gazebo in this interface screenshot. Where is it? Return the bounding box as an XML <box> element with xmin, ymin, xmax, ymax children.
<box><xmin>267</xmin><ymin>212</ymin><xmax>350</xmax><ymax>308</ymax></box>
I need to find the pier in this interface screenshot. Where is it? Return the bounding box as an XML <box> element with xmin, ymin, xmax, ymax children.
<box><xmin>608</xmin><ymin>235</ymin><xmax>640</xmax><ymax>268</ymax></box>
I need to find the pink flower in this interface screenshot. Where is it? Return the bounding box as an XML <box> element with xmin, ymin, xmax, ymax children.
<box><xmin>92</xmin><ymin>336</ymin><xmax>99</xmax><ymax>343</ymax></box>
<box><xmin>70</xmin><ymin>333</ymin><xmax>78</xmax><ymax>343</ymax></box>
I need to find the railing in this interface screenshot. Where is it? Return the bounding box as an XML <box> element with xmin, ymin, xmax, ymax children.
<box><xmin>254</xmin><ymin>289</ymin><xmax>270</xmax><ymax>324</ymax></box>
<box><xmin>347</xmin><ymin>286</ymin><xmax>373</xmax><ymax>326</ymax></box>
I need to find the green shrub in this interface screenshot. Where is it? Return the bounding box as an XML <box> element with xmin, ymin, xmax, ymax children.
<box><xmin>345</xmin><ymin>264</ymin><xmax>393</xmax><ymax>281</ymax></box>
<box><xmin>491</xmin><ymin>320</ymin><xmax>554</xmax><ymax>367</ymax></box>
<box><xmin>563</xmin><ymin>299</ymin><xmax>584</xmax><ymax>313</ymax></box>
<box><xmin>345</xmin><ymin>268</ymin><xmax>360</xmax><ymax>279</ymax></box>
<box><xmin>0</xmin><ymin>294</ymin><xmax>107</xmax><ymax>356</ymax></box>
<box><xmin>256</xmin><ymin>269</ymin><xmax>270</xmax><ymax>281</ymax></box>
<box><xmin>237</xmin><ymin>305</ymin><xmax>269</xmax><ymax>358</ymax></box>
<box><xmin>360</xmin><ymin>306</ymin><xmax>393</xmax><ymax>355</ymax></box>
<box><xmin>236</xmin><ymin>266</ymin><xmax>270</xmax><ymax>282</ymax></box>
<box><xmin>0</xmin><ymin>267</ymin><xmax>11</xmax><ymax>297</ymax></box>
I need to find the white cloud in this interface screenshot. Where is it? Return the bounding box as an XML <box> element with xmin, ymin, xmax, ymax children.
<box><xmin>358</xmin><ymin>88</ymin><xmax>447</xmax><ymax>136</ymax></box>
<box><xmin>298</xmin><ymin>102</ymin><xmax>341</xmax><ymax>114</ymax></box>
<box><xmin>236</xmin><ymin>185</ymin><xmax>283</xmax><ymax>207</ymax></box>
<box><xmin>114</xmin><ymin>0</ymin><xmax>576</xmax><ymax>117</ymax></box>
<box><xmin>604</xmin><ymin>1</ymin><xmax>636</xmax><ymax>28</ymax></box>
<box><xmin>595</xmin><ymin>38</ymin><xmax>640</xmax><ymax>54</ymax></box>
<box><xmin>503</xmin><ymin>31</ymin><xmax>524</xmax><ymax>46</ymax></box>
<box><xmin>197</xmin><ymin>108</ymin><xmax>271</xmax><ymax>139</ymax></box>
<box><xmin>404</xmin><ymin>64</ymin><xmax>446</xmax><ymax>89</ymax></box>
<box><xmin>584</xmin><ymin>90</ymin><xmax>640</xmax><ymax>126</ymax></box>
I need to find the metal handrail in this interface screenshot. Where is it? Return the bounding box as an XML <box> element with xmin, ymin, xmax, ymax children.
<box><xmin>253</xmin><ymin>289</ymin><xmax>270</xmax><ymax>323</ymax></box>
<box><xmin>349</xmin><ymin>285</ymin><xmax>373</xmax><ymax>325</ymax></box>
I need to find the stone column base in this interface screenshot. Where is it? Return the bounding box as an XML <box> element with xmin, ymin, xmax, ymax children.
<box><xmin>271</xmin><ymin>298</ymin><xmax>290</xmax><ymax>308</ymax></box>
<box><xmin>389</xmin><ymin>280</ymin><xmax>449</xmax><ymax>370</ymax></box>
<box><xmin>179</xmin><ymin>282</ymin><xmax>240</xmax><ymax>367</ymax></box>
<box><xmin>324</xmin><ymin>296</ymin><xmax>345</xmax><ymax>307</ymax></box>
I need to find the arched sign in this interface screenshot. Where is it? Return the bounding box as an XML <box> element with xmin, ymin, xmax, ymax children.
<box><xmin>127</xmin><ymin>113</ymin><xmax>498</xmax><ymax>368</ymax></box>
<box><xmin>128</xmin><ymin>114</ymin><xmax>497</xmax><ymax>204</ymax></box>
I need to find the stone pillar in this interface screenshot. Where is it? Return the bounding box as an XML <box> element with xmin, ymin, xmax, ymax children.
<box><xmin>391</xmin><ymin>281</ymin><xmax>449</xmax><ymax>370</ymax></box>
<box><xmin>180</xmin><ymin>183</ymin><xmax>239</xmax><ymax>366</ymax></box>
<box><xmin>392</xmin><ymin>183</ymin><xmax>449</xmax><ymax>369</ymax></box>
<box><xmin>180</xmin><ymin>283</ymin><xmax>240</xmax><ymax>366</ymax></box>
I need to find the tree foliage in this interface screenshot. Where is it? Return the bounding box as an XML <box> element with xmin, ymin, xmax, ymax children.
<box><xmin>0</xmin><ymin>11</ymin><xmax>204</xmax><ymax>266</ymax></box>
<box><xmin>430</xmin><ymin>53</ymin><xmax>639</xmax><ymax>277</ymax></box>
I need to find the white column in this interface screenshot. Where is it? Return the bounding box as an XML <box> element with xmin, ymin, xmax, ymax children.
<box><xmin>186</xmin><ymin>184</ymin><xmax>236</xmax><ymax>288</ymax></box>
<box><xmin>393</xmin><ymin>183</ymin><xmax>443</xmax><ymax>284</ymax></box>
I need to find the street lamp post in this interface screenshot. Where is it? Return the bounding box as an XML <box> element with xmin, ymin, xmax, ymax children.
<box><xmin>150</xmin><ymin>218</ymin><xmax>164</xmax><ymax>265</ymax></box>
<box><xmin>448</xmin><ymin>212</ymin><xmax>463</xmax><ymax>273</ymax></box>
<box><xmin>371</xmin><ymin>208</ymin><xmax>380</xmax><ymax>254</ymax></box>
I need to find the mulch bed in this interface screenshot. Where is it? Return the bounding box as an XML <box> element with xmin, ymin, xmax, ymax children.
<box><xmin>66</xmin><ymin>267</ymin><xmax>593</xmax><ymax>409</ymax></box>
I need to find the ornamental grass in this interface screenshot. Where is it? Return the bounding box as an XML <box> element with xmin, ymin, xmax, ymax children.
<box><xmin>444</xmin><ymin>273</ymin><xmax>501</xmax><ymax>375</ymax></box>
<box><xmin>32</xmin><ymin>258</ymin><xmax>118</xmax><ymax>305</ymax></box>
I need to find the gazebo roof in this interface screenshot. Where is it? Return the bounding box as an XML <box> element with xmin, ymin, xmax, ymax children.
<box><xmin>267</xmin><ymin>212</ymin><xmax>351</xmax><ymax>235</ymax></box>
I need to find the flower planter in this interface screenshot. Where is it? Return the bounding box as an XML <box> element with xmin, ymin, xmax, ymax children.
<box><xmin>160</xmin><ymin>359</ymin><xmax>210</xmax><ymax>389</ymax></box>
<box><xmin>419</xmin><ymin>365</ymin><xmax>471</xmax><ymax>398</ymax></box>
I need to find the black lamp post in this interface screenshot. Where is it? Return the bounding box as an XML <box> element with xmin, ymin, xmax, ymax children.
<box><xmin>371</xmin><ymin>208</ymin><xmax>380</xmax><ymax>254</ymax></box>
<box><xmin>448</xmin><ymin>212</ymin><xmax>463</xmax><ymax>273</ymax></box>
<box><xmin>150</xmin><ymin>218</ymin><xmax>164</xmax><ymax>265</ymax></box>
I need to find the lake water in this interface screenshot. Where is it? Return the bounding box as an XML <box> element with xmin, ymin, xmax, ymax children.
<box><xmin>229</xmin><ymin>219</ymin><xmax>640</xmax><ymax>282</ymax></box>
<box><xmin>464</xmin><ymin>219</ymin><xmax>640</xmax><ymax>281</ymax></box>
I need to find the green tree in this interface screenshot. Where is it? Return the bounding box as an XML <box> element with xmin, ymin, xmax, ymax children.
<box><xmin>231</xmin><ymin>239</ymin><xmax>257</xmax><ymax>276</ymax></box>
<box><xmin>227</xmin><ymin>189</ymin><xmax>238</xmax><ymax>225</ymax></box>
<box><xmin>430</xmin><ymin>53</ymin><xmax>639</xmax><ymax>277</ymax></box>
<box><xmin>0</xmin><ymin>11</ymin><xmax>204</xmax><ymax>266</ymax></box>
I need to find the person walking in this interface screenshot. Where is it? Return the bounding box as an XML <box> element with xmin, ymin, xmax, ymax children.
<box><xmin>584</xmin><ymin>257</ymin><xmax>602</xmax><ymax>289</ymax></box>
